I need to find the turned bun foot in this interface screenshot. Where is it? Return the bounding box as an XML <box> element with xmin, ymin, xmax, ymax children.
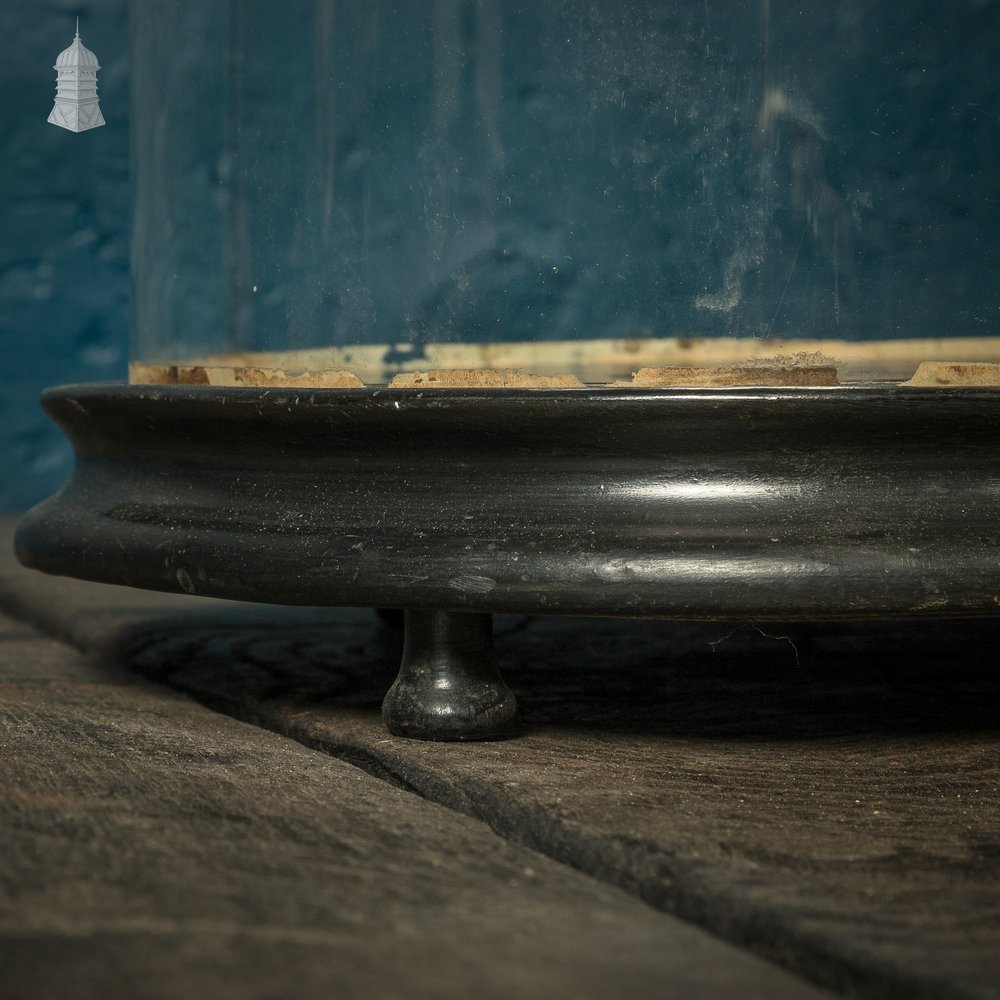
<box><xmin>375</xmin><ymin>608</ymin><xmax>405</xmax><ymax>630</ymax></box>
<box><xmin>382</xmin><ymin>610</ymin><xmax>516</xmax><ymax>741</ymax></box>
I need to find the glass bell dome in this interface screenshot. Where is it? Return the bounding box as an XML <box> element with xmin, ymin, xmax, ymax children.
<box><xmin>130</xmin><ymin>1</ymin><xmax>1000</xmax><ymax>388</ymax></box>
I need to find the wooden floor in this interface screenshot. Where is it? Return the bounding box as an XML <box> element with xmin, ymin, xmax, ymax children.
<box><xmin>1</xmin><ymin>522</ymin><xmax>998</xmax><ymax>999</ymax></box>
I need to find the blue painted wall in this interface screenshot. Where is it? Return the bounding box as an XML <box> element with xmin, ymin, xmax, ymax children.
<box><xmin>0</xmin><ymin>0</ymin><xmax>128</xmax><ymax>512</ymax></box>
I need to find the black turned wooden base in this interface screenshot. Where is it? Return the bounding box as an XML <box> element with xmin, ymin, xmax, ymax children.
<box><xmin>382</xmin><ymin>611</ymin><xmax>516</xmax><ymax>741</ymax></box>
<box><xmin>15</xmin><ymin>383</ymin><xmax>1000</xmax><ymax>741</ymax></box>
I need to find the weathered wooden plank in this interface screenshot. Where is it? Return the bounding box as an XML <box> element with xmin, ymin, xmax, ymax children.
<box><xmin>0</xmin><ymin>606</ymin><xmax>830</xmax><ymax>1000</ymax></box>
<box><xmin>4</xmin><ymin>528</ymin><xmax>999</xmax><ymax>999</ymax></box>
<box><xmin>117</xmin><ymin>616</ymin><xmax>1000</xmax><ymax>1000</ymax></box>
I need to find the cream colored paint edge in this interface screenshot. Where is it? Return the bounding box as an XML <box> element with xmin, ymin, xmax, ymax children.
<box><xmin>131</xmin><ymin>335</ymin><xmax>1000</xmax><ymax>386</ymax></box>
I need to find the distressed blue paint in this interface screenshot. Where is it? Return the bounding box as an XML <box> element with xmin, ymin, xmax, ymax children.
<box><xmin>0</xmin><ymin>1</ymin><xmax>128</xmax><ymax>512</ymax></box>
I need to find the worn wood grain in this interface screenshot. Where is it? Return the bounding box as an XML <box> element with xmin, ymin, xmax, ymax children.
<box><xmin>119</xmin><ymin>616</ymin><xmax>1000</xmax><ymax>1000</ymax></box>
<box><xmin>0</xmin><ymin>608</ymin><xmax>829</xmax><ymax>1000</ymax></box>
<box><xmin>4</xmin><ymin>528</ymin><xmax>999</xmax><ymax>999</ymax></box>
